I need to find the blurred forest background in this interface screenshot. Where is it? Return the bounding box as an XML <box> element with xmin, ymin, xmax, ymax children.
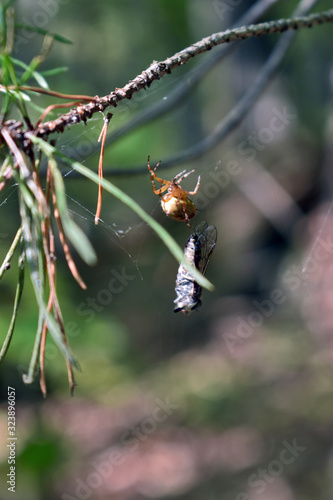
<box><xmin>1</xmin><ymin>0</ymin><xmax>333</xmax><ymax>499</ymax></box>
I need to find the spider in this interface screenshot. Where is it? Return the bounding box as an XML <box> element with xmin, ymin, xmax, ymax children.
<box><xmin>147</xmin><ymin>156</ymin><xmax>200</xmax><ymax>228</ymax></box>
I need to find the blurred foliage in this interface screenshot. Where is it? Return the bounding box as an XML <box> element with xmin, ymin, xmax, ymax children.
<box><xmin>1</xmin><ymin>0</ymin><xmax>333</xmax><ymax>499</ymax></box>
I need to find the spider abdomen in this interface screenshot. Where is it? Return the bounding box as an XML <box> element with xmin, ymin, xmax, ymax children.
<box><xmin>161</xmin><ymin>196</ymin><xmax>196</xmax><ymax>222</ymax></box>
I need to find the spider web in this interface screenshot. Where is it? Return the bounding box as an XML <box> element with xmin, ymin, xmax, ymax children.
<box><xmin>61</xmin><ymin>126</ymin><xmax>164</xmax><ymax>295</ymax></box>
<box><xmin>0</xmin><ymin>115</ymin><xmax>182</xmax><ymax>357</ymax></box>
<box><xmin>56</xmin><ymin>122</ymin><xmax>186</xmax><ymax>357</ymax></box>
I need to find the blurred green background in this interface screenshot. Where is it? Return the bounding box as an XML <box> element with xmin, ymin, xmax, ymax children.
<box><xmin>1</xmin><ymin>0</ymin><xmax>333</xmax><ymax>499</ymax></box>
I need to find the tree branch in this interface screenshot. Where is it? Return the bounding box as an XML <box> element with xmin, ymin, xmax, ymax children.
<box><xmin>64</xmin><ymin>0</ymin><xmax>321</xmax><ymax>178</ymax></box>
<box><xmin>91</xmin><ymin>0</ymin><xmax>280</xmax><ymax>152</ymax></box>
<box><xmin>4</xmin><ymin>8</ymin><xmax>332</xmax><ymax>149</ymax></box>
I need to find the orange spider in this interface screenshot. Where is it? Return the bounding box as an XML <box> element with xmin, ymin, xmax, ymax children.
<box><xmin>147</xmin><ymin>156</ymin><xmax>200</xmax><ymax>228</ymax></box>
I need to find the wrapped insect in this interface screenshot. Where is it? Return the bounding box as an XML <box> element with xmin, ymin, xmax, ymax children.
<box><xmin>174</xmin><ymin>221</ymin><xmax>217</xmax><ymax>315</ymax></box>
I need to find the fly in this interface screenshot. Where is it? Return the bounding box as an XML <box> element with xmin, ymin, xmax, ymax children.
<box><xmin>174</xmin><ymin>221</ymin><xmax>217</xmax><ymax>315</ymax></box>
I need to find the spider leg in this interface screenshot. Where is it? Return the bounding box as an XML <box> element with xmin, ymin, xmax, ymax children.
<box><xmin>147</xmin><ymin>156</ymin><xmax>169</xmax><ymax>194</ymax></box>
<box><xmin>149</xmin><ymin>173</ymin><xmax>158</xmax><ymax>193</ymax></box>
<box><xmin>152</xmin><ymin>174</ymin><xmax>168</xmax><ymax>184</ymax></box>
<box><xmin>154</xmin><ymin>184</ymin><xmax>169</xmax><ymax>197</ymax></box>
<box><xmin>147</xmin><ymin>155</ymin><xmax>154</xmax><ymax>174</ymax></box>
<box><xmin>147</xmin><ymin>156</ymin><xmax>161</xmax><ymax>177</ymax></box>
<box><xmin>173</xmin><ymin>169</ymin><xmax>188</xmax><ymax>182</ymax></box>
<box><xmin>175</xmin><ymin>192</ymin><xmax>192</xmax><ymax>228</ymax></box>
<box><xmin>148</xmin><ymin>158</ymin><xmax>167</xmax><ymax>183</ymax></box>
<box><xmin>182</xmin><ymin>202</ymin><xmax>192</xmax><ymax>228</ymax></box>
<box><xmin>187</xmin><ymin>175</ymin><xmax>201</xmax><ymax>195</ymax></box>
<box><xmin>147</xmin><ymin>155</ymin><xmax>157</xmax><ymax>191</ymax></box>
<box><xmin>153</xmin><ymin>161</ymin><xmax>161</xmax><ymax>173</ymax></box>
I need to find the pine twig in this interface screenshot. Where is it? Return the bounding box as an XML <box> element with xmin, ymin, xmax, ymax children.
<box><xmin>3</xmin><ymin>9</ymin><xmax>332</xmax><ymax>146</ymax></box>
<box><xmin>65</xmin><ymin>0</ymin><xmax>321</xmax><ymax>177</ymax></box>
<box><xmin>95</xmin><ymin>113</ymin><xmax>112</xmax><ymax>225</ymax></box>
<box><xmin>0</xmin><ymin>239</ymin><xmax>25</xmax><ymax>363</ymax></box>
<box><xmin>0</xmin><ymin>227</ymin><xmax>23</xmax><ymax>279</ymax></box>
<box><xmin>86</xmin><ymin>0</ymin><xmax>281</xmax><ymax>155</ymax></box>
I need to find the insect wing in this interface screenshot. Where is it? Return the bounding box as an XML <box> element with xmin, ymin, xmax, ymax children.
<box><xmin>174</xmin><ymin>221</ymin><xmax>217</xmax><ymax>315</ymax></box>
<box><xmin>194</xmin><ymin>223</ymin><xmax>217</xmax><ymax>275</ymax></box>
